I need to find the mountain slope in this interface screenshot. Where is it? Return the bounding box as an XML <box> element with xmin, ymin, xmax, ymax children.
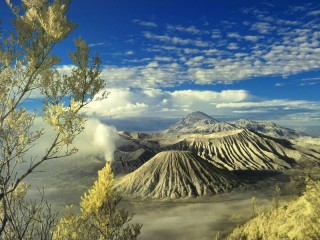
<box><xmin>165</xmin><ymin>129</ymin><xmax>320</xmax><ymax>170</ymax></box>
<box><xmin>115</xmin><ymin>151</ymin><xmax>242</xmax><ymax>199</ymax></box>
<box><xmin>162</xmin><ymin>111</ymin><xmax>237</xmax><ymax>134</ymax></box>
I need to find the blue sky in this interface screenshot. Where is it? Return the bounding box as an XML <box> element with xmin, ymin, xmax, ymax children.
<box><xmin>1</xmin><ymin>0</ymin><xmax>320</xmax><ymax>134</ymax></box>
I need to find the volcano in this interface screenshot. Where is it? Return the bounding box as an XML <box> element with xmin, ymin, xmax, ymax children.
<box><xmin>115</xmin><ymin>150</ymin><xmax>242</xmax><ymax>199</ymax></box>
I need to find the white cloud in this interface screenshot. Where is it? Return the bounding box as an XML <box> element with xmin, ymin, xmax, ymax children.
<box><xmin>243</xmin><ymin>35</ymin><xmax>259</xmax><ymax>42</ymax></box>
<box><xmin>83</xmin><ymin>88</ymin><xmax>149</xmax><ymax>118</ymax></box>
<box><xmin>167</xmin><ymin>24</ymin><xmax>210</xmax><ymax>35</ymax></box>
<box><xmin>101</xmin><ymin>62</ymin><xmax>184</xmax><ymax>88</ymax></box>
<box><xmin>144</xmin><ymin>32</ymin><xmax>210</xmax><ymax>47</ymax></box>
<box><xmin>88</xmin><ymin>42</ymin><xmax>105</xmax><ymax>47</ymax></box>
<box><xmin>302</xmin><ymin>77</ymin><xmax>320</xmax><ymax>81</ymax></box>
<box><xmin>185</xmin><ymin>56</ymin><xmax>205</xmax><ymax>67</ymax></box>
<box><xmin>133</xmin><ymin>19</ymin><xmax>158</xmax><ymax>27</ymax></box>
<box><xmin>154</xmin><ymin>56</ymin><xmax>175</xmax><ymax>62</ymax></box>
<box><xmin>171</xmin><ymin>89</ymin><xmax>248</xmax><ymax>103</ymax></box>
<box><xmin>227</xmin><ymin>43</ymin><xmax>239</xmax><ymax>50</ymax></box>
<box><xmin>307</xmin><ymin>10</ymin><xmax>320</xmax><ymax>16</ymax></box>
<box><xmin>300</xmin><ymin>82</ymin><xmax>319</xmax><ymax>86</ymax></box>
<box><xmin>227</xmin><ymin>32</ymin><xmax>241</xmax><ymax>39</ymax></box>
<box><xmin>250</xmin><ymin>22</ymin><xmax>275</xmax><ymax>34</ymax></box>
<box><xmin>125</xmin><ymin>50</ymin><xmax>135</xmax><ymax>55</ymax></box>
<box><xmin>233</xmin><ymin>109</ymin><xmax>268</xmax><ymax>113</ymax></box>
<box><xmin>211</xmin><ymin>31</ymin><xmax>222</xmax><ymax>39</ymax></box>
<box><xmin>81</xmin><ymin>88</ymin><xmax>250</xmax><ymax>119</ymax></box>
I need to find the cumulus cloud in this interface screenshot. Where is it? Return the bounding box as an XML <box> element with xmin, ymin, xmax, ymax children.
<box><xmin>76</xmin><ymin>87</ymin><xmax>320</xmax><ymax>134</ymax></box>
<box><xmin>81</xmin><ymin>88</ymin><xmax>250</xmax><ymax>119</ymax></box>
<box><xmin>83</xmin><ymin>88</ymin><xmax>149</xmax><ymax>118</ymax></box>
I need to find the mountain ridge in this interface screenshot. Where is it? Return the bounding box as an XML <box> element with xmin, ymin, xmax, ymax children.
<box><xmin>232</xmin><ymin>119</ymin><xmax>302</xmax><ymax>138</ymax></box>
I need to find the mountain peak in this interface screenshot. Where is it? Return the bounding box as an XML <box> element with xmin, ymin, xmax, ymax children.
<box><xmin>163</xmin><ymin>111</ymin><xmax>229</xmax><ymax>134</ymax></box>
<box><xmin>182</xmin><ymin>111</ymin><xmax>219</xmax><ymax>124</ymax></box>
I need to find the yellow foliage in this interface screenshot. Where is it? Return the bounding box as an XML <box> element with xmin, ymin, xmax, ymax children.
<box><xmin>228</xmin><ymin>179</ymin><xmax>320</xmax><ymax>240</ymax></box>
<box><xmin>80</xmin><ymin>163</ymin><xmax>115</xmax><ymax>216</ymax></box>
<box><xmin>53</xmin><ymin>164</ymin><xmax>142</xmax><ymax>240</ymax></box>
<box><xmin>0</xmin><ymin>0</ymin><xmax>105</xmax><ymax>238</ymax></box>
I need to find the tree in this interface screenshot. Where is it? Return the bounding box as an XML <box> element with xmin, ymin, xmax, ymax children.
<box><xmin>0</xmin><ymin>0</ymin><xmax>107</xmax><ymax>238</ymax></box>
<box><xmin>0</xmin><ymin>183</ymin><xmax>58</xmax><ymax>240</ymax></box>
<box><xmin>53</xmin><ymin>164</ymin><xmax>142</xmax><ymax>240</ymax></box>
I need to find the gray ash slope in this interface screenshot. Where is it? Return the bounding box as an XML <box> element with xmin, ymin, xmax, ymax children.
<box><xmin>115</xmin><ymin>151</ymin><xmax>242</xmax><ymax>199</ymax></box>
<box><xmin>164</xmin><ymin>129</ymin><xmax>320</xmax><ymax>171</ymax></box>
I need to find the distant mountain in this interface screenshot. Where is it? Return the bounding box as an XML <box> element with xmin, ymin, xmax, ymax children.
<box><xmin>162</xmin><ymin>111</ymin><xmax>237</xmax><ymax>134</ymax></box>
<box><xmin>115</xmin><ymin>150</ymin><xmax>242</xmax><ymax>199</ymax></box>
<box><xmin>233</xmin><ymin>119</ymin><xmax>302</xmax><ymax>139</ymax></box>
<box><xmin>163</xmin><ymin>112</ymin><xmax>304</xmax><ymax>138</ymax></box>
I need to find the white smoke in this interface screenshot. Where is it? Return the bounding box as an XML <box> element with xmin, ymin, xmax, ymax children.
<box><xmin>24</xmin><ymin>117</ymin><xmax>119</xmax><ymax>164</ymax></box>
<box><xmin>75</xmin><ymin>118</ymin><xmax>119</xmax><ymax>161</ymax></box>
<box><xmin>92</xmin><ymin>121</ymin><xmax>119</xmax><ymax>161</ymax></box>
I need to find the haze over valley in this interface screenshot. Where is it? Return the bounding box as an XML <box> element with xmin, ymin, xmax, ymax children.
<box><xmin>26</xmin><ymin>111</ymin><xmax>320</xmax><ymax>239</ymax></box>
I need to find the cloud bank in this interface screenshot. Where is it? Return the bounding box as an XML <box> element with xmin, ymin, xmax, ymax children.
<box><xmin>79</xmin><ymin>88</ymin><xmax>320</xmax><ymax>130</ymax></box>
